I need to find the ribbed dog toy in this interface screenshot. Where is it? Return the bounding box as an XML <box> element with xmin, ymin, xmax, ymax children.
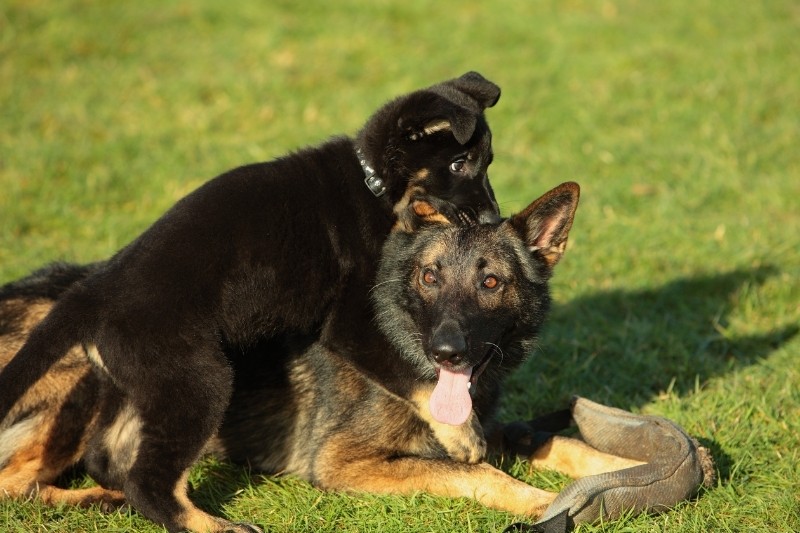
<box><xmin>503</xmin><ymin>397</ymin><xmax>715</xmax><ymax>533</ymax></box>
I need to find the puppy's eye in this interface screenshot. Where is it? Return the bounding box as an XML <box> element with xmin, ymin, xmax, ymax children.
<box><xmin>421</xmin><ymin>269</ymin><xmax>438</xmax><ymax>286</ymax></box>
<box><xmin>449</xmin><ymin>159</ymin><xmax>466</xmax><ymax>173</ymax></box>
<box><xmin>482</xmin><ymin>275</ymin><xmax>500</xmax><ymax>290</ymax></box>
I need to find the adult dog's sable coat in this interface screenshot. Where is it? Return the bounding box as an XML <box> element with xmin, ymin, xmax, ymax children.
<box><xmin>0</xmin><ymin>73</ymin><xmax>501</xmax><ymax>532</ymax></box>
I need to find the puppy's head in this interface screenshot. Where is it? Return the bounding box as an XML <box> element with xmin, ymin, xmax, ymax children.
<box><xmin>357</xmin><ymin>72</ymin><xmax>502</xmax><ymax>230</ymax></box>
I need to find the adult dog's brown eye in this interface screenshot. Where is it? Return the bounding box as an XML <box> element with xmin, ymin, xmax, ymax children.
<box><xmin>482</xmin><ymin>275</ymin><xmax>499</xmax><ymax>289</ymax></box>
<box><xmin>422</xmin><ymin>269</ymin><xmax>437</xmax><ymax>285</ymax></box>
<box><xmin>449</xmin><ymin>159</ymin><xmax>466</xmax><ymax>173</ymax></box>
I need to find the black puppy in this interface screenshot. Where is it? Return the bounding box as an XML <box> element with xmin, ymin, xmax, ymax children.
<box><xmin>0</xmin><ymin>73</ymin><xmax>500</xmax><ymax>532</ymax></box>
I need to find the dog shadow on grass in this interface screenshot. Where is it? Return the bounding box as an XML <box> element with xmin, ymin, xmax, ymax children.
<box><xmin>502</xmin><ymin>263</ymin><xmax>797</xmax><ymax>483</ymax></box>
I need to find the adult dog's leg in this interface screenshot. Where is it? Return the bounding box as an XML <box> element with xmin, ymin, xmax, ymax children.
<box><xmin>1</xmin><ymin>468</ymin><xmax>124</xmax><ymax>510</ymax></box>
<box><xmin>312</xmin><ymin>438</ymin><xmax>641</xmax><ymax>519</ymax></box>
<box><xmin>30</xmin><ymin>485</ymin><xmax>125</xmax><ymax>510</ymax></box>
<box><xmin>316</xmin><ymin>450</ymin><xmax>557</xmax><ymax>517</ymax></box>
<box><xmin>0</xmin><ymin>418</ymin><xmax>125</xmax><ymax>510</ymax></box>
<box><xmin>530</xmin><ymin>436</ymin><xmax>644</xmax><ymax>478</ymax></box>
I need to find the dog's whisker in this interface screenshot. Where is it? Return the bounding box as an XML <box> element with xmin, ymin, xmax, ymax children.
<box><xmin>368</xmin><ymin>278</ymin><xmax>403</xmax><ymax>294</ymax></box>
<box><xmin>484</xmin><ymin>342</ymin><xmax>505</xmax><ymax>365</ymax></box>
<box><xmin>403</xmin><ymin>332</ymin><xmax>424</xmax><ymax>347</ymax></box>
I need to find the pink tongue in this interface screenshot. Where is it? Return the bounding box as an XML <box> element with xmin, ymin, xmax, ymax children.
<box><xmin>430</xmin><ymin>366</ymin><xmax>473</xmax><ymax>426</ymax></box>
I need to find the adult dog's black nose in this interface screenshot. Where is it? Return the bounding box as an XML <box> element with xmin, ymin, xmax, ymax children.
<box><xmin>431</xmin><ymin>320</ymin><xmax>468</xmax><ymax>366</ymax></box>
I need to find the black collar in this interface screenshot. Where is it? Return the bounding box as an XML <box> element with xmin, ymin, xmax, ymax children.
<box><xmin>355</xmin><ymin>147</ymin><xmax>387</xmax><ymax>197</ymax></box>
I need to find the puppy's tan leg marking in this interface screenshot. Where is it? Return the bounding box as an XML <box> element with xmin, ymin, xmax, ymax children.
<box><xmin>172</xmin><ymin>469</ymin><xmax>260</xmax><ymax>533</ymax></box>
<box><xmin>102</xmin><ymin>402</ymin><xmax>142</xmax><ymax>475</ymax></box>
<box><xmin>174</xmin><ymin>469</ymin><xmax>221</xmax><ymax>532</ymax></box>
<box><xmin>530</xmin><ymin>435</ymin><xmax>644</xmax><ymax>479</ymax></box>
<box><xmin>85</xmin><ymin>343</ymin><xmax>109</xmax><ymax>373</ymax></box>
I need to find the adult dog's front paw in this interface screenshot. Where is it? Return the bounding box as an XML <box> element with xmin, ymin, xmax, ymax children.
<box><xmin>411</xmin><ymin>387</ymin><xmax>487</xmax><ymax>463</ymax></box>
<box><xmin>431</xmin><ymin>410</ymin><xmax>487</xmax><ymax>463</ymax></box>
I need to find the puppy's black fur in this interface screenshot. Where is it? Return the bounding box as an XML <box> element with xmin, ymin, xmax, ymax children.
<box><xmin>0</xmin><ymin>72</ymin><xmax>500</xmax><ymax>532</ymax></box>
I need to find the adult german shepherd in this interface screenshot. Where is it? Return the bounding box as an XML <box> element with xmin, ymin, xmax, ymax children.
<box><xmin>1</xmin><ymin>182</ymin><xmax>644</xmax><ymax>531</ymax></box>
<box><xmin>0</xmin><ymin>73</ymin><xmax>502</xmax><ymax>532</ymax></box>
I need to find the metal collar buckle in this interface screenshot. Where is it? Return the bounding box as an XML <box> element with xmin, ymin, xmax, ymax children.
<box><xmin>355</xmin><ymin>147</ymin><xmax>387</xmax><ymax>197</ymax></box>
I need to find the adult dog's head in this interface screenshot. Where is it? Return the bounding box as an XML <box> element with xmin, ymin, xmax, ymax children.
<box><xmin>373</xmin><ymin>182</ymin><xmax>580</xmax><ymax>426</ymax></box>
<box><xmin>356</xmin><ymin>72</ymin><xmax>501</xmax><ymax>228</ymax></box>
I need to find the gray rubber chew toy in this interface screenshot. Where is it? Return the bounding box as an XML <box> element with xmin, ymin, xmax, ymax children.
<box><xmin>535</xmin><ymin>396</ymin><xmax>716</xmax><ymax>528</ymax></box>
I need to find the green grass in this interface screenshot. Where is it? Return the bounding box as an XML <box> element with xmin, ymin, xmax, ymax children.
<box><xmin>1</xmin><ymin>0</ymin><xmax>798</xmax><ymax>531</ymax></box>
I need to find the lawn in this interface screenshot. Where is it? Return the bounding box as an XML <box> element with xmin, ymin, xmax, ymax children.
<box><xmin>1</xmin><ymin>0</ymin><xmax>798</xmax><ymax>532</ymax></box>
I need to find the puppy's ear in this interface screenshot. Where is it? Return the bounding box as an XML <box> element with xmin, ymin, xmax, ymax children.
<box><xmin>444</xmin><ymin>71</ymin><xmax>501</xmax><ymax>110</ymax></box>
<box><xmin>507</xmin><ymin>182</ymin><xmax>580</xmax><ymax>269</ymax></box>
<box><xmin>398</xmin><ymin>72</ymin><xmax>501</xmax><ymax>144</ymax></box>
<box><xmin>445</xmin><ymin>111</ymin><xmax>478</xmax><ymax>145</ymax></box>
<box><xmin>406</xmin><ymin>118</ymin><xmax>453</xmax><ymax>141</ymax></box>
<box><xmin>397</xmin><ymin>98</ymin><xmax>476</xmax><ymax>145</ymax></box>
<box><xmin>427</xmin><ymin>71</ymin><xmax>500</xmax><ymax>143</ymax></box>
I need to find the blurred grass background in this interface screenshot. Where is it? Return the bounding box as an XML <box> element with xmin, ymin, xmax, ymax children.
<box><xmin>1</xmin><ymin>0</ymin><xmax>798</xmax><ymax>531</ymax></box>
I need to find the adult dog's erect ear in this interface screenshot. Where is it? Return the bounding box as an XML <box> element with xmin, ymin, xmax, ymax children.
<box><xmin>398</xmin><ymin>72</ymin><xmax>501</xmax><ymax>144</ymax></box>
<box><xmin>508</xmin><ymin>182</ymin><xmax>580</xmax><ymax>269</ymax></box>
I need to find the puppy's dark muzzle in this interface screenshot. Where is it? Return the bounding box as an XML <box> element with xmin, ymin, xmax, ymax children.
<box><xmin>453</xmin><ymin>205</ymin><xmax>500</xmax><ymax>226</ymax></box>
<box><xmin>478</xmin><ymin>209</ymin><xmax>501</xmax><ymax>225</ymax></box>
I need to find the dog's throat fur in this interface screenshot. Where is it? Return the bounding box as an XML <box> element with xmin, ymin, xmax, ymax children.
<box><xmin>355</xmin><ymin>146</ymin><xmax>387</xmax><ymax>197</ymax></box>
